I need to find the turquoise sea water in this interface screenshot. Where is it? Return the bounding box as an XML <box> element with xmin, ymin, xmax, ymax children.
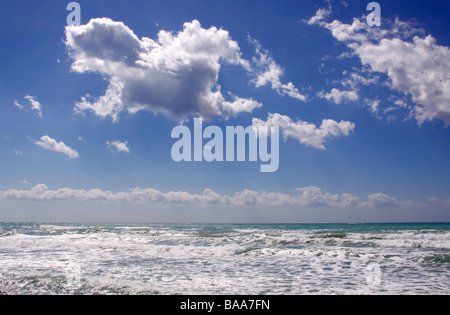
<box><xmin>0</xmin><ymin>222</ymin><xmax>449</xmax><ymax>295</ymax></box>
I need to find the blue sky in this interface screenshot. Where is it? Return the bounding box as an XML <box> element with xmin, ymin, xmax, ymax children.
<box><xmin>0</xmin><ymin>0</ymin><xmax>449</xmax><ymax>223</ymax></box>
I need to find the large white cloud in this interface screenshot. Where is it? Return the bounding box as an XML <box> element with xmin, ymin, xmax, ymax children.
<box><xmin>309</xmin><ymin>10</ymin><xmax>450</xmax><ymax>125</ymax></box>
<box><xmin>66</xmin><ymin>18</ymin><xmax>262</xmax><ymax>121</ymax></box>
<box><xmin>253</xmin><ymin>113</ymin><xmax>355</xmax><ymax>150</ymax></box>
<box><xmin>34</xmin><ymin>136</ymin><xmax>79</xmax><ymax>159</ymax></box>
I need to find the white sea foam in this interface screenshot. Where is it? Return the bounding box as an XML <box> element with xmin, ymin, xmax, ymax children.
<box><xmin>0</xmin><ymin>224</ymin><xmax>448</xmax><ymax>295</ymax></box>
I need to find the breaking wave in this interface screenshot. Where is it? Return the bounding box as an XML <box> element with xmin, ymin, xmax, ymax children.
<box><xmin>0</xmin><ymin>223</ymin><xmax>448</xmax><ymax>295</ymax></box>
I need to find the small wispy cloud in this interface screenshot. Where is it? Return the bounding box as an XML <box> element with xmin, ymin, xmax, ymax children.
<box><xmin>15</xmin><ymin>96</ymin><xmax>43</xmax><ymax>117</ymax></box>
<box><xmin>24</xmin><ymin>95</ymin><xmax>43</xmax><ymax>118</ymax></box>
<box><xmin>249</xmin><ymin>38</ymin><xmax>307</xmax><ymax>101</ymax></box>
<box><xmin>107</xmin><ymin>140</ymin><xmax>130</xmax><ymax>154</ymax></box>
<box><xmin>13</xmin><ymin>100</ymin><xmax>24</xmax><ymax>110</ymax></box>
<box><xmin>35</xmin><ymin>136</ymin><xmax>79</xmax><ymax>159</ymax></box>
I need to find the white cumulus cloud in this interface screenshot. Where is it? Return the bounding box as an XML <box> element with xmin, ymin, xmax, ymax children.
<box><xmin>309</xmin><ymin>10</ymin><xmax>450</xmax><ymax>125</ymax></box>
<box><xmin>34</xmin><ymin>136</ymin><xmax>79</xmax><ymax>159</ymax></box>
<box><xmin>24</xmin><ymin>95</ymin><xmax>43</xmax><ymax>118</ymax></box>
<box><xmin>107</xmin><ymin>140</ymin><xmax>130</xmax><ymax>154</ymax></box>
<box><xmin>364</xmin><ymin>193</ymin><xmax>400</xmax><ymax>208</ymax></box>
<box><xmin>66</xmin><ymin>18</ymin><xmax>261</xmax><ymax>121</ymax></box>
<box><xmin>0</xmin><ymin>184</ymin><xmax>435</xmax><ymax>210</ymax></box>
<box><xmin>318</xmin><ymin>88</ymin><xmax>359</xmax><ymax>104</ymax></box>
<box><xmin>253</xmin><ymin>113</ymin><xmax>355</xmax><ymax>150</ymax></box>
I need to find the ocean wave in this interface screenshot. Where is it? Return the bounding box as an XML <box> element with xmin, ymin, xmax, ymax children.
<box><xmin>423</xmin><ymin>255</ymin><xmax>450</xmax><ymax>264</ymax></box>
<box><xmin>234</xmin><ymin>246</ymin><xmax>259</xmax><ymax>255</ymax></box>
<box><xmin>321</xmin><ymin>233</ymin><xmax>347</xmax><ymax>238</ymax></box>
<box><xmin>0</xmin><ymin>223</ymin><xmax>449</xmax><ymax>294</ymax></box>
<box><xmin>0</xmin><ymin>228</ymin><xmax>12</xmax><ymax>237</ymax></box>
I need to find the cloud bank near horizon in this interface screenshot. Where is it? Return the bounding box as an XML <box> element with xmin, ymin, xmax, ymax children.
<box><xmin>1</xmin><ymin>184</ymin><xmax>447</xmax><ymax>210</ymax></box>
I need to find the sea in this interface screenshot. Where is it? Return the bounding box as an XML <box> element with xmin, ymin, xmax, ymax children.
<box><xmin>0</xmin><ymin>222</ymin><xmax>448</xmax><ymax>295</ymax></box>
